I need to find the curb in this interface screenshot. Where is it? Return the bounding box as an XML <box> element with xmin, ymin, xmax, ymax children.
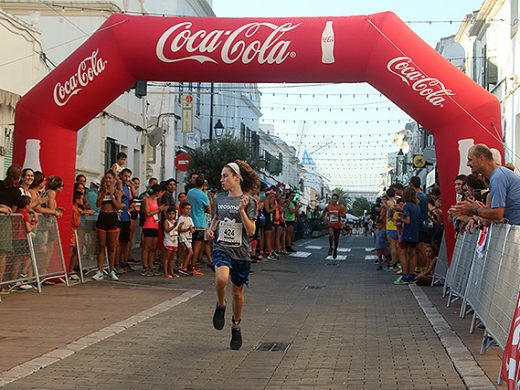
<box><xmin>409</xmin><ymin>284</ymin><xmax>496</xmax><ymax>390</ymax></box>
<box><xmin>0</xmin><ymin>289</ymin><xmax>203</xmax><ymax>388</ymax></box>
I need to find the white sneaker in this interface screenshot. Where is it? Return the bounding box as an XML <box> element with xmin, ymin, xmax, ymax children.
<box><xmin>18</xmin><ymin>283</ymin><xmax>34</xmax><ymax>290</ymax></box>
<box><xmin>69</xmin><ymin>273</ymin><xmax>80</xmax><ymax>281</ymax></box>
<box><xmin>108</xmin><ymin>271</ymin><xmax>119</xmax><ymax>281</ymax></box>
<box><xmin>92</xmin><ymin>270</ymin><xmax>104</xmax><ymax>281</ymax></box>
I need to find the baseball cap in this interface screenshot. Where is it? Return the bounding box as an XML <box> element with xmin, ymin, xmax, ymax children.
<box><xmin>91</xmin><ymin>178</ymin><xmax>101</xmax><ymax>187</ymax></box>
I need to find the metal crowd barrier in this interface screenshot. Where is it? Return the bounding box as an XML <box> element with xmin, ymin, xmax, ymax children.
<box><xmin>442</xmin><ymin>223</ymin><xmax>520</xmax><ymax>357</ymax></box>
<box><xmin>448</xmin><ymin>232</ymin><xmax>479</xmax><ymax>307</ymax></box>
<box><xmin>76</xmin><ymin>214</ymin><xmax>107</xmax><ymax>282</ymax></box>
<box><xmin>0</xmin><ymin>214</ymin><xmax>68</xmax><ymax>299</ymax></box>
<box><xmin>432</xmin><ymin>233</ymin><xmax>448</xmax><ymax>286</ymax></box>
<box><xmin>32</xmin><ymin>214</ymin><xmax>69</xmax><ymax>286</ymax></box>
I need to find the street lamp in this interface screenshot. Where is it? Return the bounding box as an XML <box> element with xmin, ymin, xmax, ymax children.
<box><xmin>396</xmin><ymin>148</ymin><xmax>404</xmax><ymax>182</ymax></box>
<box><xmin>213</xmin><ymin>119</ymin><xmax>224</xmax><ymax>138</ymax></box>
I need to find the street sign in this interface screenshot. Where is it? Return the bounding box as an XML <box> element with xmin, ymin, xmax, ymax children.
<box><xmin>426</xmin><ymin>168</ymin><xmax>436</xmax><ymax>188</ymax></box>
<box><xmin>413</xmin><ymin>154</ymin><xmax>426</xmax><ymax>168</ymax></box>
<box><xmin>175</xmin><ymin>152</ymin><xmax>190</xmax><ymax>171</ymax></box>
<box><xmin>182</xmin><ymin>95</ymin><xmax>193</xmax><ymax>133</ymax></box>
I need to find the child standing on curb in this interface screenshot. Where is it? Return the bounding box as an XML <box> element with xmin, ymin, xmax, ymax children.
<box><xmin>208</xmin><ymin>160</ymin><xmax>259</xmax><ymax>350</ymax></box>
<box><xmin>162</xmin><ymin>207</ymin><xmax>179</xmax><ymax>278</ymax></box>
<box><xmin>374</xmin><ymin>219</ymin><xmax>389</xmax><ymax>271</ymax></box>
<box><xmin>178</xmin><ymin>203</ymin><xmax>194</xmax><ymax>276</ymax></box>
<box><xmin>69</xmin><ymin>191</ymin><xmax>83</xmax><ymax>280</ymax></box>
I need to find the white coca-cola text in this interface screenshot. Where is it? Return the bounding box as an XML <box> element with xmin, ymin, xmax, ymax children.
<box><xmin>53</xmin><ymin>49</ymin><xmax>108</xmax><ymax>107</ymax></box>
<box><xmin>156</xmin><ymin>22</ymin><xmax>300</xmax><ymax>65</ymax></box>
<box><xmin>387</xmin><ymin>56</ymin><xmax>455</xmax><ymax>107</ymax></box>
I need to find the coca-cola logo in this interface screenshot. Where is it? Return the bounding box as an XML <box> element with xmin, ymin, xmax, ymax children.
<box><xmin>156</xmin><ymin>21</ymin><xmax>300</xmax><ymax>65</ymax></box>
<box><xmin>53</xmin><ymin>49</ymin><xmax>108</xmax><ymax>107</ymax></box>
<box><xmin>387</xmin><ymin>56</ymin><xmax>455</xmax><ymax>107</ymax></box>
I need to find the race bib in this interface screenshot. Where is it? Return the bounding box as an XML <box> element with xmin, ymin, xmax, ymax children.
<box><xmin>329</xmin><ymin>213</ymin><xmax>339</xmax><ymax>223</ymax></box>
<box><xmin>217</xmin><ymin>218</ymin><xmax>243</xmax><ymax>247</ymax></box>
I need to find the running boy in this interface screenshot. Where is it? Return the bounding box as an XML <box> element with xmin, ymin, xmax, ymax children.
<box><xmin>208</xmin><ymin>160</ymin><xmax>259</xmax><ymax>350</ymax></box>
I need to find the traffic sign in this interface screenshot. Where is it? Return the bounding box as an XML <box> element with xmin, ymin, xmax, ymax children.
<box><xmin>175</xmin><ymin>152</ymin><xmax>191</xmax><ymax>171</ymax></box>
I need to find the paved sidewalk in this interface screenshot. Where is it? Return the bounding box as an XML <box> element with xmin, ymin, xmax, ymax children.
<box><xmin>0</xmin><ymin>278</ymin><xmax>185</xmax><ymax>373</ymax></box>
<box><xmin>0</xmin><ymin>235</ymin><xmax>498</xmax><ymax>389</ymax></box>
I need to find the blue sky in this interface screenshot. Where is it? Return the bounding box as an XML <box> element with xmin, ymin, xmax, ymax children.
<box><xmin>212</xmin><ymin>0</ymin><xmax>484</xmax><ymax>191</ymax></box>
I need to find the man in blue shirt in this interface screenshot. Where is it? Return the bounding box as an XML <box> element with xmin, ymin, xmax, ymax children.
<box><xmin>410</xmin><ymin>176</ymin><xmax>429</xmax><ymax>270</ymax></box>
<box><xmin>454</xmin><ymin>144</ymin><xmax>520</xmax><ymax>224</ymax></box>
<box><xmin>187</xmin><ymin>175</ymin><xmax>211</xmax><ymax>275</ymax></box>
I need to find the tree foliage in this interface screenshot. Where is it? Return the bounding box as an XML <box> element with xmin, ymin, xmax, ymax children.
<box><xmin>187</xmin><ymin>136</ymin><xmax>256</xmax><ymax>189</ymax></box>
<box><xmin>350</xmin><ymin>197</ymin><xmax>372</xmax><ymax>217</ymax></box>
<box><xmin>331</xmin><ymin>187</ymin><xmax>352</xmax><ymax>207</ymax></box>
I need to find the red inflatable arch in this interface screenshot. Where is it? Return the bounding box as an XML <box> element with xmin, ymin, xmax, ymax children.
<box><xmin>14</xmin><ymin>12</ymin><xmax>503</xmax><ymax>262</ymax></box>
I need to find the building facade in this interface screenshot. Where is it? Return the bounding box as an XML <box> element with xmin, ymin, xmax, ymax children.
<box><xmin>455</xmin><ymin>0</ymin><xmax>520</xmax><ymax>167</ymax></box>
<box><xmin>1</xmin><ymin>0</ymin><xmax>262</xmax><ymax>190</ymax></box>
<box><xmin>0</xmin><ymin>9</ymin><xmax>48</xmax><ymax>175</ymax></box>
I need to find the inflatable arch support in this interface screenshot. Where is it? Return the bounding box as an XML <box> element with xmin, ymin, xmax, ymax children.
<box><xmin>14</xmin><ymin>12</ymin><xmax>503</xmax><ymax>261</ymax></box>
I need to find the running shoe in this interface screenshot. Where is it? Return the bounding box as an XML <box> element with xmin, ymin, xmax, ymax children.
<box><xmin>177</xmin><ymin>268</ymin><xmax>190</xmax><ymax>276</ymax></box>
<box><xmin>230</xmin><ymin>327</ymin><xmax>242</xmax><ymax>350</ymax></box>
<box><xmin>163</xmin><ymin>273</ymin><xmax>173</xmax><ymax>278</ymax></box>
<box><xmin>332</xmin><ymin>249</ymin><xmax>337</xmax><ymax>259</ymax></box>
<box><xmin>69</xmin><ymin>273</ymin><xmax>80</xmax><ymax>281</ymax></box>
<box><xmin>193</xmin><ymin>269</ymin><xmax>204</xmax><ymax>277</ymax></box>
<box><xmin>92</xmin><ymin>270</ymin><xmax>104</xmax><ymax>281</ymax></box>
<box><xmin>213</xmin><ymin>304</ymin><xmax>226</xmax><ymax>330</ymax></box>
<box><xmin>393</xmin><ymin>276</ymin><xmax>408</xmax><ymax>285</ymax></box>
<box><xmin>108</xmin><ymin>271</ymin><xmax>119</xmax><ymax>281</ymax></box>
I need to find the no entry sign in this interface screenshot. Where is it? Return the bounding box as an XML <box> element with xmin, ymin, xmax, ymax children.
<box><xmin>175</xmin><ymin>152</ymin><xmax>190</xmax><ymax>171</ymax></box>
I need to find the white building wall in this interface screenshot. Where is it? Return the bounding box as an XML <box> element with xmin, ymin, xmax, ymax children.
<box><xmin>0</xmin><ymin>9</ymin><xmax>47</xmax><ymax>175</ymax></box>
<box><xmin>455</xmin><ymin>1</ymin><xmax>520</xmax><ymax>167</ymax></box>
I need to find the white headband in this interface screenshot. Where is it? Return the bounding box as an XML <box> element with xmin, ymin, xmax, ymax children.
<box><xmin>227</xmin><ymin>162</ymin><xmax>243</xmax><ymax>181</ymax></box>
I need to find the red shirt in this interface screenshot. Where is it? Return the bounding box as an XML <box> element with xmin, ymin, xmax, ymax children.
<box><xmin>14</xmin><ymin>210</ymin><xmax>30</xmax><ymax>240</ymax></box>
<box><xmin>324</xmin><ymin>204</ymin><xmax>346</xmax><ymax>228</ymax></box>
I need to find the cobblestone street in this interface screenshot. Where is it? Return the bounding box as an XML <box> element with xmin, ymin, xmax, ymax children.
<box><xmin>0</xmin><ymin>235</ymin><xmax>499</xmax><ymax>389</ymax></box>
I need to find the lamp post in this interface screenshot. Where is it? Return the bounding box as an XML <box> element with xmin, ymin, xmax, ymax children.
<box><xmin>396</xmin><ymin>148</ymin><xmax>404</xmax><ymax>183</ymax></box>
<box><xmin>212</xmin><ymin>119</ymin><xmax>224</xmax><ymax>139</ymax></box>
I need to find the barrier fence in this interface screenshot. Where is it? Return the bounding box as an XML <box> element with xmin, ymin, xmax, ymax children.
<box><xmin>441</xmin><ymin>223</ymin><xmax>520</xmax><ymax>383</ymax></box>
<box><xmin>432</xmin><ymin>234</ymin><xmax>448</xmax><ymax>286</ymax></box>
<box><xmin>76</xmin><ymin>215</ymin><xmax>107</xmax><ymax>282</ymax></box>
<box><xmin>0</xmin><ymin>214</ymin><xmax>68</xmax><ymax>298</ymax></box>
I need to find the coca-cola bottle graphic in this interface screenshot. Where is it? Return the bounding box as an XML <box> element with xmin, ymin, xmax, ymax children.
<box><xmin>457</xmin><ymin>138</ymin><xmax>474</xmax><ymax>175</ymax></box>
<box><xmin>321</xmin><ymin>21</ymin><xmax>335</xmax><ymax>64</ymax></box>
<box><xmin>22</xmin><ymin>139</ymin><xmax>42</xmax><ymax>172</ymax></box>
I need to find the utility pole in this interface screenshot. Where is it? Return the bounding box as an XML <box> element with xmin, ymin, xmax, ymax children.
<box><xmin>209</xmin><ymin>82</ymin><xmax>214</xmax><ymax>141</ymax></box>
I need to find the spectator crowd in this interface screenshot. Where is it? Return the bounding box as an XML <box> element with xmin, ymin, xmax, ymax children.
<box><xmin>2</xmin><ymin>143</ymin><xmax>519</xmax><ymax>293</ymax></box>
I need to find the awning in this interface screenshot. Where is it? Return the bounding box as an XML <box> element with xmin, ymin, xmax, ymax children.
<box><xmin>0</xmin><ymin>89</ymin><xmax>20</xmax><ymax>110</ymax></box>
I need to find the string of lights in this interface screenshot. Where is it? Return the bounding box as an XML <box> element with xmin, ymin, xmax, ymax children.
<box><xmin>275</xmin><ymin>131</ymin><xmax>397</xmax><ymax>138</ymax></box>
<box><xmin>258</xmin><ymin>117</ymin><xmax>411</xmax><ymax>124</ymax></box>
<box><xmin>44</xmin><ymin>4</ymin><xmax>510</xmax><ymax>26</ymax></box>
<box><xmin>200</xmin><ymin>102</ymin><xmax>400</xmax><ymax>112</ymax></box>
